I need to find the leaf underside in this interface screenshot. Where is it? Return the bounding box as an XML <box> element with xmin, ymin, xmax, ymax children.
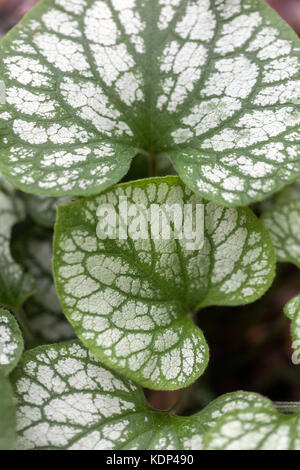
<box><xmin>53</xmin><ymin>176</ymin><xmax>275</xmax><ymax>390</ymax></box>
<box><xmin>11</xmin><ymin>340</ymin><xmax>276</xmax><ymax>450</ymax></box>
<box><xmin>0</xmin><ymin>0</ymin><xmax>299</xmax><ymax>205</ymax></box>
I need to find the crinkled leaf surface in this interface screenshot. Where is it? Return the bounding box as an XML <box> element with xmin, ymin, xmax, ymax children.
<box><xmin>0</xmin><ymin>0</ymin><xmax>299</xmax><ymax>205</ymax></box>
<box><xmin>0</xmin><ymin>371</ymin><xmax>16</xmax><ymax>450</ymax></box>
<box><xmin>261</xmin><ymin>199</ymin><xmax>300</xmax><ymax>268</ymax></box>
<box><xmin>11</xmin><ymin>340</ymin><xmax>273</xmax><ymax>450</ymax></box>
<box><xmin>204</xmin><ymin>405</ymin><xmax>300</xmax><ymax>450</ymax></box>
<box><xmin>0</xmin><ymin>185</ymin><xmax>35</xmax><ymax>309</ymax></box>
<box><xmin>0</xmin><ymin>309</ymin><xmax>23</xmax><ymax>376</ymax></box>
<box><xmin>53</xmin><ymin>176</ymin><xmax>275</xmax><ymax>390</ymax></box>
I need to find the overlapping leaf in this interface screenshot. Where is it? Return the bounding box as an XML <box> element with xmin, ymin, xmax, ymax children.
<box><xmin>11</xmin><ymin>340</ymin><xmax>274</xmax><ymax>450</ymax></box>
<box><xmin>0</xmin><ymin>0</ymin><xmax>299</xmax><ymax>205</ymax></box>
<box><xmin>0</xmin><ymin>182</ymin><xmax>35</xmax><ymax>309</ymax></box>
<box><xmin>261</xmin><ymin>199</ymin><xmax>300</xmax><ymax>268</ymax></box>
<box><xmin>0</xmin><ymin>309</ymin><xmax>23</xmax><ymax>376</ymax></box>
<box><xmin>204</xmin><ymin>406</ymin><xmax>300</xmax><ymax>450</ymax></box>
<box><xmin>284</xmin><ymin>294</ymin><xmax>300</xmax><ymax>365</ymax></box>
<box><xmin>53</xmin><ymin>176</ymin><xmax>275</xmax><ymax>390</ymax></box>
<box><xmin>0</xmin><ymin>371</ymin><xmax>16</xmax><ymax>450</ymax></box>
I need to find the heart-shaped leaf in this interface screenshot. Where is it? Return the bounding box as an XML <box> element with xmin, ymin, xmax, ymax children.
<box><xmin>11</xmin><ymin>340</ymin><xmax>273</xmax><ymax>450</ymax></box>
<box><xmin>0</xmin><ymin>371</ymin><xmax>16</xmax><ymax>450</ymax></box>
<box><xmin>53</xmin><ymin>176</ymin><xmax>275</xmax><ymax>390</ymax></box>
<box><xmin>204</xmin><ymin>405</ymin><xmax>300</xmax><ymax>450</ymax></box>
<box><xmin>0</xmin><ymin>0</ymin><xmax>299</xmax><ymax>205</ymax></box>
<box><xmin>0</xmin><ymin>182</ymin><xmax>35</xmax><ymax>309</ymax></box>
<box><xmin>0</xmin><ymin>309</ymin><xmax>23</xmax><ymax>376</ymax></box>
<box><xmin>261</xmin><ymin>199</ymin><xmax>300</xmax><ymax>269</ymax></box>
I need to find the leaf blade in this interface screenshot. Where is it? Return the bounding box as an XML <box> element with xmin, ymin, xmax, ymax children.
<box><xmin>11</xmin><ymin>340</ymin><xmax>277</xmax><ymax>450</ymax></box>
<box><xmin>0</xmin><ymin>0</ymin><xmax>299</xmax><ymax>204</ymax></box>
<box><xmin>0</xmin><ymin>309</ymin><xmax>24</xmax><ymax>376</ymax></box>
<box><xmin>53</xmin><ymin>176</ymin><xmax>275</xmax><ymax>390</ymax></box>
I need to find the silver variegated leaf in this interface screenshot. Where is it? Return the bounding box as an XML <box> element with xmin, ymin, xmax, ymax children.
<box><xmin>11</xmin><ymin>340</ymin><xmax>273</xmax><ymax>450</ymax></box>
<box><xmin>0</xmin><ymin>309</ymin><xmax>23</xmax><ymax>376</ymax></box>
<box><xmin>53</xmin><ymin>176</ymin><xmax>275</xmax><ymax>390</ymax></box>
<box><xmin>204</xmin><ymin>405</ymin><xmax>300</xmax><ymax>450</ymax></box>
<box><xmin>0</xmin><ymin>0</ymin><xmax>299</xmax><ymax>205</ymax></box>
<box><xmin>0</xmin><ymin>182</ymin><xmax>35</xmax><ymax>309</ymax></box>
<box><xmin>261</xmin><ymin>198</ymin><xmax>300</xmax><ymax>269</ymax></box>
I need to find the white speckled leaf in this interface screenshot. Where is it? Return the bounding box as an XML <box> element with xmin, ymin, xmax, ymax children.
<box><xmin>11</xmin><ymin>340</ymin><xmax>273</xmax><ymax>450</ymax></box>
<box><xmin>0</xmin><ymin>0</ymin><xmax>299</xmax><ymax>205</ymax></box>
<box><xmin>262</xmin><ymin>200</ymin><xmax>300</xmax><ymax>364</ymax></box>
<box><xmin>285</xmin><ymin>294</ymin><xmax>300</xmax><ymax>321</ymax></box>
<box><xmin>261</xmin><ymin>199</ymin><xmax>300</xmax><ymax>269</ymax></box>
<box><xmin>53</xmin><ymin>176</ymin><xmax>275</xmax><ymax>390</ymax></box>
<box><xmin>284</xmin><ymin>294</ymin><xmax>300</xmax><ymax>364</ymax></box>
<box><xmin>0</xmin><ymin>371</ymin><xmax>16</xmax><ymax>450</ymax></box>
<box><xmin>0</xmin><ymin>309</ymin><xmax>23</xmax><ymax>376</ymax></box>
<box><xmin>204</xmin><ymin>405</ymin><xmax>300</xmax><ymax>450</ymax></box>
<box><xmin>0</xmin><ymin>186</ymin><xmax>35</xmax><ymax>309</ymax></box>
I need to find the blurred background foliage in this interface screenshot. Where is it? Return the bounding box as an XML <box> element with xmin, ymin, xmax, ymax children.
<box><xmin>0</xmin><ymin>0</ymin><xmax>300</xmax><ymax>414</ymax></box>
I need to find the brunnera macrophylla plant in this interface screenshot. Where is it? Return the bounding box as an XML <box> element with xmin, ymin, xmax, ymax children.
<box><xmin>53</xmin><ymin>176</ymin><xmax>275</xmax><ymax>390</ymax></box>
<box><xmin>261</xmin><ymin>198</ymin><xmax>300</xmax><ymax>365</ymax></box>
<box><xmin>0</xmin><ymin>0</ymin><xmax>299</xmax><ymax>205</ymax></box>
<box><xmin>0</xmin><ymin>0</ymin><xmax>299</xmax><ymax>451</ymax></box>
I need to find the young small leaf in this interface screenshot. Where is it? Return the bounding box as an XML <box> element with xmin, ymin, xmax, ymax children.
<box><xmin>285</xmin><ymin>294</ymin><xmax>300</xmax><ymax>321</ymax></box>
<box><xmin>0</xmin><ymin>0</ymin><xmax>299</xmax><ymax>205</ymax></box>
<box><xmin>204</xmin><ymin>406</ymin><xmax>300</xmax><ymax>450</ymax></box>
<box><xmin>0</xmin><ymin>185</ymin><xmax>35</xmax><ymax>309</ymax></box>
<box><xmin>53</xmin><ymin>177</ymin><xmax>275</xmax><ymax>390</ymax></box>
<box><xmin>261</xmin><ymin>199</ymin><xmax>300</xmax><ymax>268</ymax></box>
<box><xmin>0</xmin><ymin>309</ymin><xmax>23</xmax><ymax>376</ymax></box>
<box><xmin>11</xmin><ymin>340</ymin><xmax>274</xmax><ymax>450</ymax></box>
<box><xmin>0</xmin><ymin>371</ymin><xmax>16</xmax><ymax>450</ymax></box>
